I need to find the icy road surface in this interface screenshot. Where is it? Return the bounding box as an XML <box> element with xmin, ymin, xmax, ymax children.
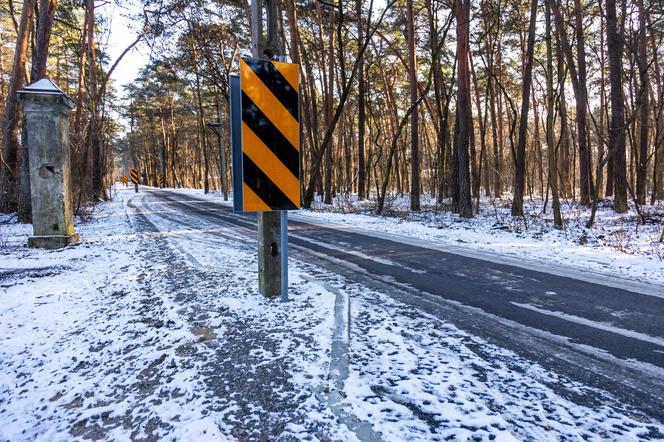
<box><xmin>0</xmin><ymin>186</ymin><xmax>662</xmax><ymax>441</ymax></box>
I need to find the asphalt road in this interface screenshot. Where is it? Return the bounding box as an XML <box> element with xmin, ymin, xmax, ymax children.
<box><xmin>136</xmin><ymin>188</ymin><xmax>664</xmax><ymax>421</ymax></box>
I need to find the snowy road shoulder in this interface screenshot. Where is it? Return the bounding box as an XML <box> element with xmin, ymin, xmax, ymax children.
<box><xmin>2</xmin><ymin>187</ymin><xmax>663</xmax><ymax>440</ymax></box>
<box><xmin>0</xmin><ymin>189</ymin><xmax>351</xmax><ymax>440</ymax></box>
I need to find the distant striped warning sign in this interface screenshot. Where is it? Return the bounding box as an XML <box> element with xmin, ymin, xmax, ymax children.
<box><xmin>130</xmin><ymin>169</ymin><xmax>139</xmax><ymax>185</ymax></box>
<box><xmin>120</xmin><ymin>175</ymin><xmax>128</xmax><ymax>184</ymax></box>
<box><xmin>158</xmin><ymin>174</ymin><xmax>164</xmax><ymax>186</ymax></box>
<box><xmin>236</xmin><ymin>58</ymin><xmax>300</xmax><ymax>212</ymax></box>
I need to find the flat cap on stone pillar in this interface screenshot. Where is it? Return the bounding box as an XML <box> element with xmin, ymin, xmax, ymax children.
<box><xmin>18</xmin><ymin>78</ymin><xmax>78</xmax><ymax>249</ymax></box>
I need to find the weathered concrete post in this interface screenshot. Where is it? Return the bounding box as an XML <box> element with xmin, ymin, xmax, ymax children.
<box><xmin>17</xmin><ymin>78</ymin><xmax>78</xmax><ymax>248</ymax></box>
<box><xmin>252</xmin><ymin>0</ymin><xmax>287</xmax><ymax>299</ymax></box>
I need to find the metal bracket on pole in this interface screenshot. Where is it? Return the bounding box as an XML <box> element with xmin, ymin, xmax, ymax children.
<box><xmin>206</xmin><ymin>122</ymin><xmax>222</xmax><ymax>137</ymax></box>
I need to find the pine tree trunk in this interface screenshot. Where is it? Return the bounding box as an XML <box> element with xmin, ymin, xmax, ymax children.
<box><xmin>511</xmin><ymin>0</ymin><xmax>538</xmax><ymax>216</ymax></box>
<box><xmin>454</xmin><ymin>0</ymin><xmax>473</xmax><ymax>218</ymax></box>
<box><xmin>635</xmin><ymin>0</ymin><xmax>648</xmax><ymax>205</ymax></box>
<box><xmin>0</xmin><ymin>0</ymin><xmax>35</xmax><ymax>213</ymax></box>
<box><xmin>651</xmin><ymin>17</ymin><xmax>664</xmax><ymax>203</ymax></box>
<box><xmin>324</xmin><ymin>11</ymin><xmax>335</xmax><ymax>205</ymax></box>
<box><xmin>597</xmin><ymin>13</ymin><xmax>606</xmax><ymax>199</ymax></box>
<box><xmin>604</xmin><ymin>7</ymin><xmax>614</xmax><ymax>197</ymax></box>
<box><xmin>406</xmin><ymin>0</ymin><xmax>420</xmax><ymax>210</ymax></box>
<box><xmin>17</xmin><ymin>0</ymin><xmax>59</xmax><ymax>222</ymax></box>
<box><xmin>552</xmin><ymin>0</ymin><xmax>591</xmax><ymax>203</ymax></box>
<box><xmin>470</xmin><ymin>50</ymin><xmax>488</xmax><ymax>199</ymax></box>
<box><xmin>87</xmin><ymin>0</ymin><xmax>104</xmax><ymax>201</ymax></box>
<box><xmin>191</xmin><ymin>38</ymin><xmax>209</xmax><ymax>194</ymax></box>
<box><xmin>356</xmin><ymin>0</ymin><xmax>366</xmax><ymax>200</ymax></box>
<box><xmin>607</xmin><ymin>0</ymin><xmax>627</xmax><ymax>212</ymax></box>
<box><xmin>573</xmin><ymin>0</ymin><xmax>592</xmax><ymax>204</ymax></box>
<box><xmin>487</xmin><ymin>28</ymin><xmax>501</xmax><ymax>199</ymax></box>
<box><xmin>31</xmin><ymin>0</ymin><xmax>57</xmax><ymax>80</ymax></box>
<box><xmin>496</xmin><ymin>39</ymin><xmax>505</xmax><ymax>199</ymax></box>
<box><xmin>556</xmin><ymin>36</ymin><xmax>571</xmax><ymax>199</ymax></box>
<box><xmin>545</xmin><ymin>0</ymin><xmax>562</xmax><ymax>227</ymax></box>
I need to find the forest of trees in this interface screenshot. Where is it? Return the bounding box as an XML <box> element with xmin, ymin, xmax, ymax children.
<box><xmin>0</xmin><ymin>0</ymin><xmax>662</xmax><ymax>227</ymax></box>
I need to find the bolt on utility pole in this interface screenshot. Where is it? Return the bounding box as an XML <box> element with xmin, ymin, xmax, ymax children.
<box><xmin>251</xmin><ymin>0</ymin><xmax>288</xmax><ymax>300</ymax></box>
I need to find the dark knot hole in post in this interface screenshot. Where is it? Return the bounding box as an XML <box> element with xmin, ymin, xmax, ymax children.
<box><xmin>270</xmin><ymin>242</ymin><xmax>278</xmax><ymax>257</ymax></box>
<box><xmin>39</xmin><ymin>164</ymin><xmax>57</xmax><ymax>178</ymax></box>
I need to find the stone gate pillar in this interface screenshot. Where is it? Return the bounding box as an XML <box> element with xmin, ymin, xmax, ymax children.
<box><xmin>18</xmin><ymin>78</ymin><xmax>78</xmax><ymax>248</ymax></box>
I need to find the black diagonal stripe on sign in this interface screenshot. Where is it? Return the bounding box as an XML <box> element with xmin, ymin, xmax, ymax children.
<box><xmin>241</xmin><ymin>91</ymin><xmax>299</xmax><ymax>178</ymax></box>
<box><xmin>244</xmin><ymin>58</ymin><xmax>298</xmax><ymax>120</ymax></box>
<box><xmin>243</xmin><ymin>154</ymin><xmax>298</xmax><ymax>210</ymax></box>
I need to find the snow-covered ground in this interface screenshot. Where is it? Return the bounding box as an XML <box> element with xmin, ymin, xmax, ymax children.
<box><xmin>0</xmin><ymin>191</ymin><xmax>349</xmax><ymax>440</ymax></box>
<box><xmin>343</xmin><ymin>282</ymin><xmax>663</xmax><ymax>441</ymax></box>
<box><xmin>300</xmin><ymin>194</ymin><xmax>664</xmax><ymax>287</ymax></box>
<box><xmin>1</xmin><ymin>186</ymin><xmax>663</xmax><ymax>440</ymax></box>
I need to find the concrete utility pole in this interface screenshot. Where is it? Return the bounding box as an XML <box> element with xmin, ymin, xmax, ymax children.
<box><xmin>17</xmin><ymin>78</ymin><xmax>78</xmax><ymax>248</ymax></box>
<box><xmin>251</xmin><ymin>0</ymin><xmax>288</xmax><ymax>299</ymax></box>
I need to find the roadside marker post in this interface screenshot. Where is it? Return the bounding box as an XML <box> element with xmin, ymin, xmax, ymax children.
<box><xmin>230</xmin><ymin>0</ymin><xmax>300</xmax><ymax>301</ymax></box>
<box><xmin>120</xmin><ymin>175</ymin><xmax>128</xmax><ymax>186</ymax></box>
<box><xmin>158</xmin><ymin>174</ymin><xmax>165</xmax><ymax>188</ymax></box>
<box><xmin>130</xmin><ymin>169</ymin><xmax>139</xmax><ymax>192</ymax></box>
<box><xmin>229</xmin><ymin>59</ymin><xmax>300</xmax><ymax>301</ymax></box>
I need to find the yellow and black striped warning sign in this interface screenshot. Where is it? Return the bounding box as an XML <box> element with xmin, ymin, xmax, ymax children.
<box><xmin>158</xmin><ymin>174</ymin><xmax>164</xmax><ymax>186</ymax></box>
<box><xmin>130</xmin><ymin>169</ymin><xmax>139</xmax><ymax>185</ymax></box>
<box><xmin>120</xmin><ymin>175</ymin><xmax>128</xmax><ymax>184</ymax></box>
<box><xmin>239</xmin><ymin>58</ymin><xmax>300</xmax><ymax>212</ymax></box>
